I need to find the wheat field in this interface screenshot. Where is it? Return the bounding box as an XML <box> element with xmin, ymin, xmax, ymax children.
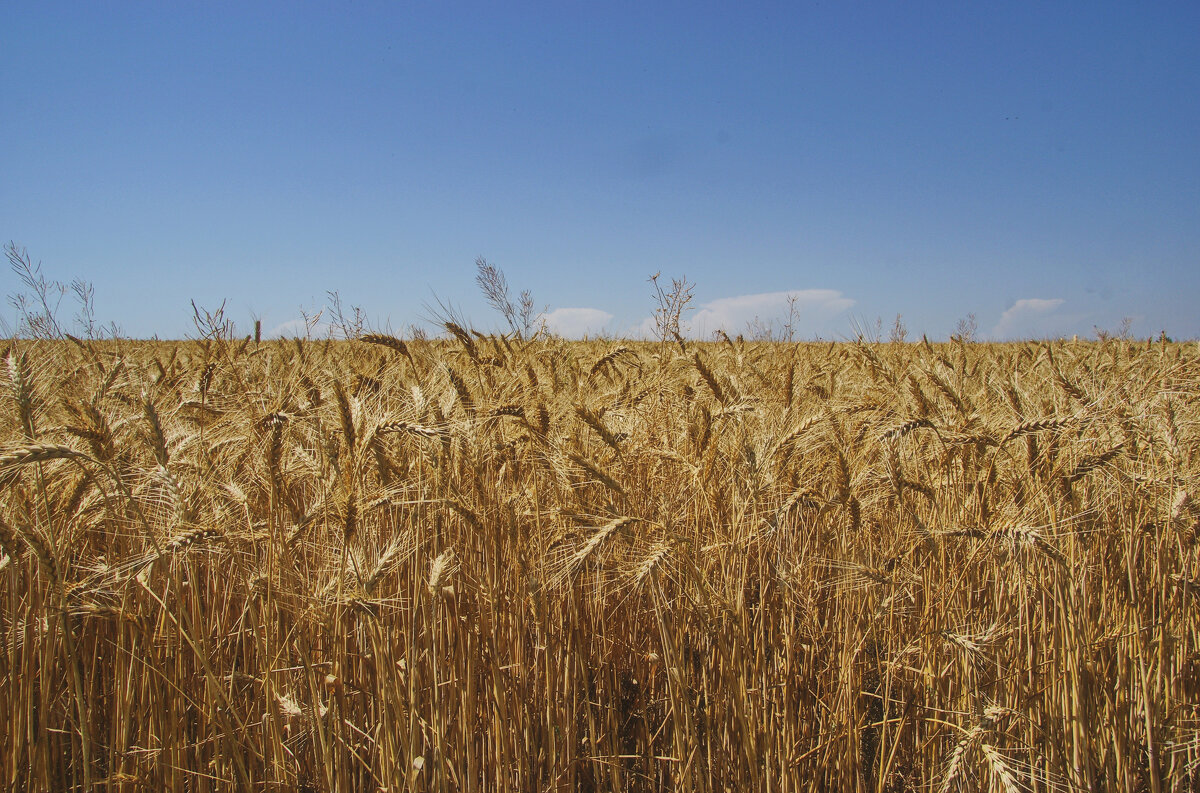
<box><xmin>0</xmin><ymin>330</ymin><xmax>1197</xmax><ymax>791</ymax></box>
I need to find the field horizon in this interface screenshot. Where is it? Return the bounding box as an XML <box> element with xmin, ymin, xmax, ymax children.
<box><xmin>0</xmin><ymin>330</ymin><xmax>1196</xmax><ymax>790</ymax></box>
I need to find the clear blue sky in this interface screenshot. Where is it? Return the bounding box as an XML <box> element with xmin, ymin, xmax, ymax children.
<box><xmin>3</xmin><ymin>2</ymin><xmax>1198</xmax><ymax>340</ymax></box>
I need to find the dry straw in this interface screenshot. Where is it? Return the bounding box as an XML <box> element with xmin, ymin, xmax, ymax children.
<box><xmin>0</xmin><ymin>330</ymin><xmax>1195</xmax><ymax>791</ymax></box>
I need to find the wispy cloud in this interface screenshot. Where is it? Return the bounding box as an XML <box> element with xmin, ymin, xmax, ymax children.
<box><xmin>634</xmin><ymin>289</ymin><xmax>854</xmax><ymax>339</ymax></box>
<box><xmin>269</xmin><ymin>317</ymin><xmax>333</xmax><ymax>339</ymax></box>
<box><xmin>992</xmin><ymin>298</ymin><xmax>1066</xmax><ymax>339</ymax></box>
<box><xmin>542</xmin><ymin>307</ymin><xmax>614</xmax><ymax>338</ymax></box>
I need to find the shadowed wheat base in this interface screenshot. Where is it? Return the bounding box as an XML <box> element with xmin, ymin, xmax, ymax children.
<box><xmin>0</xmin><ymin>332</ymin><xmax>1197</xmax><ymax>791</ymax></box>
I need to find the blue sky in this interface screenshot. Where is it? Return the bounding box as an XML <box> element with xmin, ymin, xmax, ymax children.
<box><xmin>3</xmin><ymin>2</ymin><xmax>1198</xmax><ymax>340</ymax></box>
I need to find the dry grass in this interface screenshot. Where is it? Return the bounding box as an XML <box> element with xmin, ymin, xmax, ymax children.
<box><xmin>0</xmin><ymin>332</ymin><xmax>1197</xmax><ymax>791</ymax></box>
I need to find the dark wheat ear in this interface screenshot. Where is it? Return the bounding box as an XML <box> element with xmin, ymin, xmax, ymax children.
<box><xmin>143</xmin><ymin>396</ymin><xmax>170</xmax><ymax>467</ymax></box>
<box><xmin>332</xmin><ymin>380</ymin><xmax>357</xmax><ymax>454</ymax></box>
<box><xmin>358</xmin><ymin>333</ymin><xmax>412</xmax><ymax>362</ymax></box>
<box><xmin>161</xmin><ymin>526</ymin><xmax>224</xmax><ymax>555</ymax></box>
<box><xmin>377</xmin><ymin>419</ymin><xmax>446</xmax><ymax>438</ymax></box>
<box><xmin>575</xmin><ymin>404</ymin><xmax>622</xmax><ymax>453</ymax></box>
<box><xmin>444</xmin><ymin>365</ymin><xmax>475</xmax><ymax>415</ymax></box>
<box><xmin>0</xmin><ymin>444</ymin><xmax>89</xmax><ymax>468</ymax></box>
<box><xmin>7</xmin><ymin>517</ymin><xmax>60</xmax><ymax>586</ymax></box>
<box><xmin>1000</xmin><ymin>415</ymin><xmax>1073</xmax><ymax>445</ymax></box>
<box><xmin>0</xmin><ymin>514</ymin><xmax>25</xmax><ymax>562</ymax></box>
<box><xmin>880</xmin><ymin>417</ymin><xmax>934</xmax><ymax>443</ymax></box>
<box><xmin>589</xmin><ymin>345</ymin><xmax>629</xmax><ymax>380</ymax></box>
<box><xmin>691</xmin><ymin>351</ymin><xmax>728</xmax><ymax>405</ymax></box>
<box><xmin>6</xmin><ymin>349</ymin><xmax>37</xmax><ymax>439</ymax></box>
<box><xmin>444</xmin><ymin>322</ymin><xmax>480</xmax><ymax>363</ymax></box>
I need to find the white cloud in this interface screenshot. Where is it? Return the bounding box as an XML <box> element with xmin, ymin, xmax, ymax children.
<box><xmin>269</xmin><ymin>318</ymin><xmax>334</xmax><ymax>339</ymax></box>
<box><xmin>542</xmin><ymin>307</ymin><xmax>614</xmax><ymax>338</ymax></box>
<box><xmin>634</xmin><ymin>289</ymin><xmax>854</xmax><ymax>339</ymax></box>
<box><xmin>633</xmin><ymin>315</ymin><xmax>662</xmax><ymax>339</ymax></box>
<box><xmin>992</xmin><ymin>298</ymin><xmax>1066</xmax><ymax>339</ymax></box>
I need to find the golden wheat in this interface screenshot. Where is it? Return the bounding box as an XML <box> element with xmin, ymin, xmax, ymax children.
<box><xmin>0</xmin><ymin>334</ymin><xmax>1194</xmax><ymax>791</ymax></box>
